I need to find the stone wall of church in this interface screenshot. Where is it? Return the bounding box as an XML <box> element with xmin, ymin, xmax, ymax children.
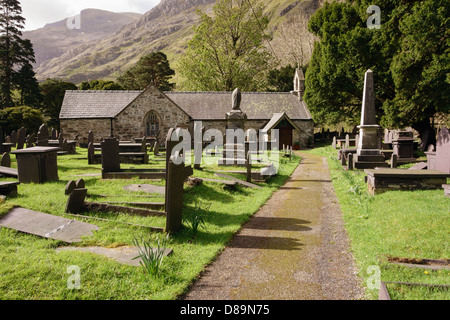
<box><xmin>114</xmin><ymin>87</ymin><xmax>191</xmax><ymax>142</ymax></box>
<box><xmin>188</xmin><ymin>119</ymin><xmax>314</xmax><ymax>148</ymax></box>
<box><xmin>60</xmin><ymin>87</ymin><xmax>191</xmax><ymax>146</ymax></box>
<box><xmin>293</xmin><ymin>120</ymin><xmax>315</xmax><ymax>148</ymax></box>
<box><xmin>60</xmin><ymin>118</ymin><xmax>111</xmax><ymax>145</ymax></box>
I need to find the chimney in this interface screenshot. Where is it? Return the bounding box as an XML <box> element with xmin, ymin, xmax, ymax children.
<box><xmin>292</xmin><ymin>68</ymin><xmax>305</xmax><ymax>100</ymax></box>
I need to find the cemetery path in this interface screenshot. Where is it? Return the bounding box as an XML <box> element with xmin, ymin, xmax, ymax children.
<box><xmin>182</xmin><ymin>152</ymin><xmax>365</xmax><ymax>300</ymax></box>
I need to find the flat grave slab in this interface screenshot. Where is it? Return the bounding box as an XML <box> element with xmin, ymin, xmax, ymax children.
<box><xmin>365</xmin><ymin>168</ymin><xmax>450</xmax><ymax>195</ymax></box>
<box><xmin>214</xmin><ymin>172</ymin><xmax>263</xmax><ymax>189</ymax></box>
<box><xmin>0</xmin><ymin>207</ymin><xmax>98</xmax><ymax>243</ymax></box>
<box><xmin>56</xmin><ymin>245</ymin><xmax>172</xmax><ymax>266</ymax></box>
<box><xmin>123</xmin><ymin>184</ymin><xmax>165</xmax><ymax>195</ymax></box>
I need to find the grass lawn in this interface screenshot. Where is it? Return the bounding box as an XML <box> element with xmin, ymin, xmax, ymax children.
<box><xmin>0</xmin><ymin>147</ymin><xmax>300</xmax><ymax>300</ymax></box>
<box><xmin>306</xmin><ymin>145</ymin><xmax>449</xmax><ymax>300</ymax></box>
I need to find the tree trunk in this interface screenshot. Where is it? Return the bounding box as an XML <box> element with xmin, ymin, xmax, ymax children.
<box><xmin>412</xmin><ymin>118</ymin><xmax>436</xmax><ymax>152</ymax></box>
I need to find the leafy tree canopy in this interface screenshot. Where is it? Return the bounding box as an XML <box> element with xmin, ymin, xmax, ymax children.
<box><xmin>0</xmin><ymin>105</ymin><xmax>44</xmax><ymax>134</ymax></box>
<box><xmin>79</xmin><ymin>80</ymin><xmax>124</xmax><ymax>91</ymax></box>
<box><xmin>178</xmin><ymin>0</ymin><xmax>273</xmax><ymax>92</ymax></box>
<box><xmin>117</xmin><ymin>52</ymin><xmax>175</xmax><ymax>91</ymax></box>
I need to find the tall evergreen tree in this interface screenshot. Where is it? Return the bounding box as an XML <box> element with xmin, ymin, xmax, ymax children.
<box><xmin>14</xmin><ymin>62</ymin><xmax>42</xmax><ymax>106</ymax></box>
<box><xmin>304</xmin><ymin>0</ymin><xmax>449</xmax><ymax>150</ymax></box>
<box><xmin>0</xmin><ymin>0</ymin><xmax>36</xmax><ymax>108</ymax></box>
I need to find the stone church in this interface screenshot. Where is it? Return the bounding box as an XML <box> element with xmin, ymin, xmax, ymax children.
<box><xmin>59</xmin><ymin>68</ymin><xmax>314</xmax><ymax>149</ymax></box>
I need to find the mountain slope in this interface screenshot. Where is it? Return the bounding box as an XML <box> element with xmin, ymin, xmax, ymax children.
<box><xmin>26</xmin><ymin>0</ymin><xmax>324</xmax><ymax>84</ymax></box>
<box><xmin>23</xmin><ymin>8</ymin><xmax>142</xmax><ymax>77</ymax></box>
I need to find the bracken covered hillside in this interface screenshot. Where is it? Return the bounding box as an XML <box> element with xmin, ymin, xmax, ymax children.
<box><xmin>24</xmin><ymin>0</ymin><xmax>325</xmax><ymax>84</ymax></box>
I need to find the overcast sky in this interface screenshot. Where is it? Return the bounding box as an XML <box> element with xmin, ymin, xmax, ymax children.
<box><xmin>20</xmin><ymin>0</ymin><xmax>160</xmax><ymax>31</ymax></box>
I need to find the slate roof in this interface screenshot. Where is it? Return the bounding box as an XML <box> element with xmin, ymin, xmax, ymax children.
<box><xmin>59</xmin><ymin>89</ymin><xmax>312</xmax><ymax>121</ymax></box>
<box><xmin>60</xmin><ymin>90</ymin><xmax>142</xmax><ymax>119</ymax></box>
<box><xmin>261</xmin><ymin>113</ymin><xmax>302</xmax><ymax>133</ymax></box>
<box><xmin>165</xmin><ymin>91</ymin><xmax>312</xmax><ymax>120</ymax></box>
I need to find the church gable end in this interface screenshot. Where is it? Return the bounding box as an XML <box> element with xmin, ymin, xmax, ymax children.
<box><xmin>114</xmin><ymin>86</ymin><xmax>191</xmax><ymax>142</ymax></box>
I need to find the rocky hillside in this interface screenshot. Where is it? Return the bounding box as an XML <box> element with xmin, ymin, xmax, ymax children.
<box><xmin>24</xmin><ymin>0</ymin><xmax>324</xmax><ymax>84</ymax></box>
<box><xmin>23</xmin><ymin>9</ymin><xmax>142</xmax><ymax>77</ymax></box>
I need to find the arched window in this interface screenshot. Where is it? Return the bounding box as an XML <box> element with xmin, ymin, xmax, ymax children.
<box><xmin>145</xmin><ymin>111</ymin><xmax>160</xmax><ymax>137</ymax></box>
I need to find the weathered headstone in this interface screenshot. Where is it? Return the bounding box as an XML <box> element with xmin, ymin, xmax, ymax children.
<box><xmin>1</xmin><ymin>152</ymin><xmax>11</xmax><ymax>168</ymax></box>
<box><xmin>392</xmin><ymin>130</ymin><xmax>415</xmax><ymax>161</ymax></box>
<box><xmin>16</xmin><ymin>127</ymin><xmax>26</xmax><ymax>150</ymax></box>
<box><xmin>246</xmin><ymin>151</ymin><xmax>252</xmax><ymax>182</ymax></box>
<box><xmin>154</xmin><ymin>140</ymin><xmax>160</xmax><ymax>156</ymax></box>
<box><xmin>332</xmin><ymin>136</ymin><xmax>336</xmax><ymax>149</ymax></box>
<box><xmin>390</xmin><ymin>153</ymin><xmax>398</xmax><ymax>168</ymax></box>
<box><xmin>101</xmin><ymin>137</ymin><xmax>120</xmax><ymax>175</ymax></box>
<box><xmin>10</xmin><ymin>130</ymin><xmax>17</xmax><ymax>147</ymax></box>
<box><xmin>165</xmin><ymin>152</ymin><xmax>184</xmax><ymax>234</ymax></box>
<box><xmin>65</xmin><ymin>188</ymin><xmax>88</xmax><ymax>214</ymax></box>
<box><xmin>26</xmin><ymin>133</ymin><xmax>35</xmax><ymax>148</ymax></box>
<box><xmin>347</xmin><ymin>153</ymin><xmax>354</xmax><ymax>170</ymax></box>
<box><xmin>75</xmin><ymin>178</ymin><xmax>85</xmax><ymax>189</ymax></box>
<box><xmin>37</xmin><ymin>124</ymin><xmax>49</xmax><ymax>146</ymax></box>
<box><xmin>51</xmin><ymin>128</ymin><xmax>57</xmax><ymax>140</ymax></box>
<box><xmin>88</xmin><ymin>130</ymin><xmax>94</xmax><ymax>146</ymax></box>
<box><xmin>87</xmin><ymin>142</ymin><xmax>95</xmax><ymax>164</ymax></box>
<box><xmin>65</xmin><ymin>180</ymin><xmax>76</xmax><ymax>195</ymax></box>
<box><xmin>435</xmin><ymin>127</ymin><xmax>450</xmax><ymax>174</ymax></box>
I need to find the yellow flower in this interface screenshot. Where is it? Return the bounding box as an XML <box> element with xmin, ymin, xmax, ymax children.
<box><xmin>424</xmin><ymin>271</ymin><xmax>429</xmax><ymax>275</ymax></box>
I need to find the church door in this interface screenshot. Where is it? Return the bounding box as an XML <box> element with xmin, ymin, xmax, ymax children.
<box><xmin>277</xmin><ymin>119</ymin><xmax>293</xmax><ymax>149</ymax></box>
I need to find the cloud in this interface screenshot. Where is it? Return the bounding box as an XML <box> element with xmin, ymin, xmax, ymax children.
<box><xmin>20</xmin><ymin>0</ymin><xmax>160</xmax><ymax>31</ymax></box>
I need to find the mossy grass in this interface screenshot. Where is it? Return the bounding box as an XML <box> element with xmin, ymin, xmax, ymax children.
<box><xmin>305</xmin><ymin>146</ymin><xmax>449</xmax><ymax>300</ymax></box>
<box><xmin>0</xmin><ymin>147</ymin><xmax>300</xmax><ymax>299</ymax></box>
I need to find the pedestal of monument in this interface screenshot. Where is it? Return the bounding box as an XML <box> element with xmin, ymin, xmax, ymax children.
<box><xmin>218</xmin><ymin>104</ymin><xmax>248</xmax><ymax>167</ymax></box>
<box><xmin>353</xmin><ymin>125</ymin><xmax>388</xmax><ymax>169</ymax></box>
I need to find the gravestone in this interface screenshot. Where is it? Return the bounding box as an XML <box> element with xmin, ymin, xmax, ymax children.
<box><xmin>65</xmin><ymin>188</ymin><xmax>88</xmax><ymax>214</ymax></box>
<box><xmin>16</xmin><ymin>127</ymin><xmax>26</xmax><ymax>150</ymax></box>
<box><xmin>392</xmin><ymin>131</ymin><xmax>415</xmax><ymax>161</ymax></box>
<box><xmin>65</xmin><ymin>180</ymin><xmax>76</xmax><ymax>195</ymax></box>
<box><xmin>435</xmin><ymin>127</ymin><xmax>450</xmax><ymax>174</ymax></box>
<box><xmin>332</xmin><ymin>136</ymin><xmax>336</xmax><ymax>149</ymax></box>
<box><xmin>37</xmin><ymin>124</ymin><xmax>49</xmax><ymax>146</ymax></box>
<box><xmin>101</xmin><ymin>137</ymin><xmax>120</xmax><ymax>176</ymax></box>
<box><xmin>10</xmin><ymin>130</ymin><xmax>17</xmax><ymax>147</ymax></box>
<box><xmin>165</xmin><ymin>152</ymin><xmax>185</xmax><ymax>234</ymax></box>
<box><xmin>1</xmin><ymin>152</ymin><xmax>11</xmax><ymax>168</ymax></box>
<box><xmin>246</xmin><ymin>151</ymin><xmax>252</xmax><ymax>182</ymax></box>
<box><xmin>193</xmin><ymin>122</ymin><xmax>203</xmax><ymax>169</ymax></box>
<box><xmin>154</xmin><ymin>140</ymin><xmax>160</xmax><ymax>156</ymax></box>
<box><xmin>353</xmin><ymin>70</ymin><xmax>388</xmax><ymax>169</ymax></box>
<box><xmin>88</xmin><ymin>130</ymin><xmax>94</xmax><ymax>146</ymax></box>
<box><xmin>347</xmin><ymin>153</ymin><xmax>354</xmax><ymax>170</ymax></box>
<box><xmin>390</xmin><ymin>153</ymin><xmax>398</xmax><ymax>168</ymax></box>
<box><xmin>51</xmin><ymin>128</ymin><xmax>57</xmax><ymax>140</ymax></box>
<box><xmin>87</xmin><ymin>142</ymin><xmax>95</xmax><ymax>164</ymax></box>
<box><xmin>26</xmin><ymin>133</ymin><xmax>35</xmax><ymax>148</ymax></box>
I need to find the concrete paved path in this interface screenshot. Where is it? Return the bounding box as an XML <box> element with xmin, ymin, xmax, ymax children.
<box><xmin>182</xmin><ymin>152</ymin><xmax>365</xmax><ymax>300</ymax></box>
